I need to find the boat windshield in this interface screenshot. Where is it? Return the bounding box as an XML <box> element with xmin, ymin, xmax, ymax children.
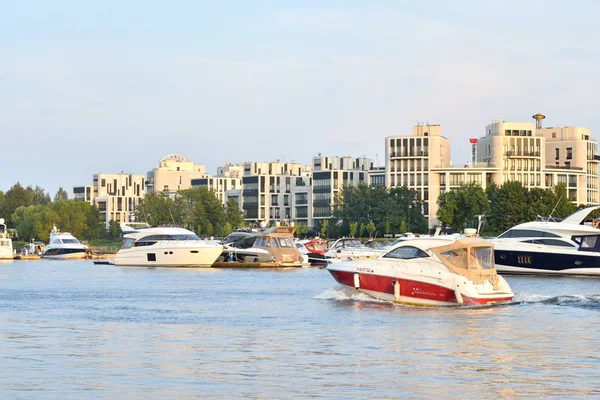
<box><xmin>432</xmin><ymin>239</ymin><xmax>499</xmax><ymax>286</ymax></box>
<box><xmin>277</xmin><ymin>237</ymin><xmax>294</xmax><ymax>248</ymax></box>
<box><xmin>62</xmin><ymin>238</ymin><xmax>80</xmax><ymax>244</ymax></box>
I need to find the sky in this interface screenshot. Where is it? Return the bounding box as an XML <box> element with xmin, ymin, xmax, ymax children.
<box><xmin>2</xmin><ymin>0</ymin><xmax>600</xmax><ymax>197</ymax></box>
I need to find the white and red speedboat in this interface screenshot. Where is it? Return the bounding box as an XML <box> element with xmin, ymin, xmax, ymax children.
<box><xmin>326</xmin><ymin>236</ymin><xmax>514</xmax><ymax>306</ymax></box>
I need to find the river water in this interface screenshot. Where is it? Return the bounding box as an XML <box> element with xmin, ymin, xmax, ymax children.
<box><xmin>1</xmin><ymin>259</ymin><xmax>599</xmax><ymax>399</ymax></box>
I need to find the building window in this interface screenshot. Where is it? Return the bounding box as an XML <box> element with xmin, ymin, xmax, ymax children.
<box><xmin>552</xmin><ymin>132</ymin><xmax>556</xmax><ymax>138</ymax></box>
<box><xmin>566</xmin><ymin>148</ymin><xmax>572</xmax><ymax>160</ymax></box>
<box><xmin>555</xmin><ymin>148</ymin><xmax>559</xmax><ymax>160</ymax></box>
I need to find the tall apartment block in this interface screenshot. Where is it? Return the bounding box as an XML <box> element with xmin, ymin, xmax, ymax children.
<box><xmin>73</xmin><ymin>173</ymin><xmax>145</xmax><ymax>227</ymax></box>
<box><xmin>312</xmin><ymin>155</ymin><xmax>372</xmax><ymax>227</ymax></box>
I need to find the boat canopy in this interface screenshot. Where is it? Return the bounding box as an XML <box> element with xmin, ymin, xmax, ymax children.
<box><xmin>430</xmin><ymin>237</ymin><xmax>500</xmax><ymax>288</ymax></box>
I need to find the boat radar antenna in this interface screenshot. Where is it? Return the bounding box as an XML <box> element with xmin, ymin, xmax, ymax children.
<box><xmin>167</xmin><ymin>207</ymin><xmax>176</xmax><ymax>226</ymax></box>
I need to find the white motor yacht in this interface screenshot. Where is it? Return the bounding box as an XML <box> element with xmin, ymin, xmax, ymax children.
<box><xmin>327</xmin><ymin>236</ymin><xmax>514</xmax><ymax>306</ymax></box>
<box><xmin>42</xmin><ymin>226</ymin><xmax>88</xmax><ymax>259</ymax></box>
<box><xmin>113</xmin><ymin>226</ymin><xmax>223</xmax><ymax>267</ymax></box>
<box><xmin>492</xmin><ymin>205</ymin><xmax>600</xmax><ymax>276</ymax></box>
<box><xmin>325</xmin><ymin>238</ymin><xmax>385</xmax><ymax>261</ymax></box>
<box><xmin>0</xmin><ymin>218</ymin><xmax>14</xmax><ymax>259</ymax></box>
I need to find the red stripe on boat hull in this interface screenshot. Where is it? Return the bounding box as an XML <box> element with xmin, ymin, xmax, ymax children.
<box><xmin>327</xmin><ymin>269</ymin><xmax>512</xmax><ymax>306</ymax></box>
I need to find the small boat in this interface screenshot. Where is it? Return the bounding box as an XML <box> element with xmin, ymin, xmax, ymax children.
<box><xmin>113</xmin><ymin>226</ymin><xmax>223</xmax><ymax>267</ymax></box>
<box><xmin>327</xmin><ymin>236</ymin><xmax>514</xmax><ymax>306</ymax></box>
<box><xmin>296</xmin><ymin>238</ymin><xmax>328</xmax><ymax>266</ymax></box>
<box><xmin>252</xmin><ymin>225</ymin><xmax>308</xmax><ymax>267</ymax></box>
<box><xmin>492</xmin><ymin>205</ymin><xmax>600</xmax><ymax>276</ymax></box>
<box><xmin>42</xmin><ymin>226</ymin><xmax>88</xmax><ymax>259</ymax></box>
<box><xmin>0</xmin><ymin>218</ymin><xmax>14</xmax><ymax>259</ymax></box>
<box><xmin>219</xmin><ymin>231</ymin><xmax>276</xmax><ymax>264</ymax></box>
<box><xmin>325</xmin><ymin>238</ymin><xmax>385</xmax><ymax>261</ymax></box>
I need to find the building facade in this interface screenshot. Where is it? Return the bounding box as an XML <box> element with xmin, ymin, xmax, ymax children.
<box><xmin>146</xmin><ymin>154</ymin><xmax>208</xmax><ymax>197</ymax></box>
<box><xmin>386</xmin><ymin>120</ymin><xmax>600</xmax><ymax>229</ymax></box>
<box><xmin>312</xmin><ymin>155</ymin><xmax>372</xmax><ymax>226</ymax></box>
<box><xmin>74</xmin><ymin>173</ymin><xmax>145</xmax><ymax>227</ymax></box>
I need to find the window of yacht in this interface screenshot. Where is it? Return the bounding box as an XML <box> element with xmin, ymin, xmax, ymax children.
<box><xmin>574</xmin><ymin>235</ymin><xmax>600</xmax><ymax>251</ymax></box>
<box><xmin>521</xmin><ymin>239</ymin><xmax>576</xmax><ymax>248</ymax></box>
<box><xmin>277</xmin><ymin>237</ymin><xmax>294</xmax><ymax>248</ymax></box>
<box><xmin>62</xmin><ymin>238</ymin><xmax>80</xmax><ymax>244</ymax></box>
<box><xmin>271</xmin><ymin>238</ymin><xmax>280</xmax><ymax>248</ymax></box>
<box><xmin>384</xmin><ymin>246</ymin><xmax>429</xmax><ymax>260</ymax></box>
<box><xmin>122</xmin><ymin>238</ymin><xmax>135</xmax><ymax>249</ymax></box>
<box><xmin>498</xmin><ymin>229</ymin><xmax>560</xmax><ymax>238</ymax></box>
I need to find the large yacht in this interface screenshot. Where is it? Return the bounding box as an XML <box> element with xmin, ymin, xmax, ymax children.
<box><xmin>42</xmin><ymin>226</ymin><xmax>88</xmax><ymax>259</ymax></box>
<box><xmin>113</xmin><ymin>226</ymin><xmax>224</xmax><ymax>267</ymax></box>
<box><xmin>491</xmin><ymin>205</ymin><xmax>600</xmax><ymax>276</ymax></box>
<box><xmin>0</xmin><ymin>218</ymin><xmax>14</xmax><ymax>259</ymax></box>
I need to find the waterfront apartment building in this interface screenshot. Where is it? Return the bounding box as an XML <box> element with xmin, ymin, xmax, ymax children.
<box><xmin>240</xmin><ymin>161</ymin><xmax>313</xmax><ymax>226</ymax></box>
<box><xmin>72</xmin><ymin>185</ymin><xmax>94</xmax><ymax>203</ymax></box>
<box><xmin>146</xmin><ymin>154</ymin><xmax>208</xmax><ymax>197</ymax></box>
<box><xmin>312</xmin><ymin>155</ymin><xmax>372</xmax><ymax>226</ymax></box>
<box><xmin>73</xmin><ymin>173</ymin><xmax>145</xmax><ymax>227</ymax></box>
<box><xmin>191</xmin><ymin>176</ymin><xmax>242</xmax><ymax>204</ymax></box>
<box><xmin>385</xmin><ymin>124</ymin><xmax>451</xmax><ymax>224</ymax></box>
<box><xmin>386</xmin><ymin>120</ymin><xmax>600</xmax><ymax>229</ymax></box>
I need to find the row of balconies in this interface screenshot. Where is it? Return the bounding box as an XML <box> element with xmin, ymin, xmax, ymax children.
<box><xmin>504</xmin><ymin>151</ymin><xmax>541</xmax><ymax>157</ymax></box>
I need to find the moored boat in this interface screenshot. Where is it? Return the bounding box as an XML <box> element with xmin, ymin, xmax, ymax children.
<box><xmin>42</xmin><ymin>226</ymin><xmax>88</xmax><ymax>259</ymax></box>
<box><xmin>327</xmin><ymin>236</ymin><xmax>514</xmax><ymax>306</ymax></box>
<box><xmin>0</xmin><ymin>218</ymin><xmax>14</xmax><ymax>259</ymax></box>
<box><xmin>325</xmin><ymin>238</ymin><xmax>385</xmax><ymax>261</ymax></box>
<box><xmin>252</xmin><ymin>225</ymin><xmax>308</xmax><ymax>267</ymax></box>
<box><xmin>492</xmin><ymin>205</ymin><xmax>600</xmax><ymax>276</ymax></box>
<box><xmin>113</xmin><ymin>226</ymin><xmax>223</xmax><ymax>267</ymax></box>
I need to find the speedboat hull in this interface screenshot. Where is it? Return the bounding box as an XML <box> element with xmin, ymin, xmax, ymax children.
<box><xmin>327</xmin><ymin>259</ymin><xmax>514</xmax><ymax>307</ymax></box>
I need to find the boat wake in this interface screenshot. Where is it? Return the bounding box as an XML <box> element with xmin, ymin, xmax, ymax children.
<box><xmin>513</xmin><ymin>293</ymin><xmax>600</xmax><ymax>310</ymax></box>
<box><xmin>314</xmin><ymin>287</ymin><xmax>388</xmax><ymax>304</ymax></box>
<box><xmin>317</xmin><ymin>287</ymin><xmax>600</xmax><ymax>311</ymax></box>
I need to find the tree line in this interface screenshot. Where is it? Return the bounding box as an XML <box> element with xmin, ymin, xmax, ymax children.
<box><xmin>1</xmin><ymin>183</ymin><xmax>245</xmax><ymax>242</ymax></box>
<box><xmin>321</xmin><ymin>184</ymin><xmax>429</xmax><ymax>239</ymax></box>
<box><xmin>437</xmin><ymin>181</ymin><xmax>577</xmax><ymax>235</ymax></box>
<box><xmin>134</xmin><ymin>188</ymin><xmax>245</xmax><ymax>237</ymax></box>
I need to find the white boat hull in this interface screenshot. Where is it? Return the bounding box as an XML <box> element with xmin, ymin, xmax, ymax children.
<box><xmin>114</xmin><ymin>242</ymin><xmax>223</xmax><ymax>267</ymax></box>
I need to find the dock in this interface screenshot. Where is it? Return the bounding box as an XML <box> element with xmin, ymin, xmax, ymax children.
<box><xmin>14</xmin><ymin>254</ymin><xmax>41</xmax><ymax>260</ymax></box>
<box><xmin>212</xmin><ymin>261</ymin><xmax>284</xmax><ymax>268</ymax></box>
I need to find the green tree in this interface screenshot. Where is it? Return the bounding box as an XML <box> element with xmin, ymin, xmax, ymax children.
<box><xmin>54</xmin><ymin>187</ymin><xmax>69</xmax><ymax>201</ymax></box>
<box><xmin>225</xmin><ymin>198</ymin><xmax>244</xmax><ymax>229</ymax></box>
<box><xmin>385</xmin><ymin>220</ymin><xmax>391</xmax><ymax>235</ymax></box>
<box><xmin>367</xmin><ymin>220</ymin><xmax>376</xmax><ymax>239</ymax></box>
<box><xmin>295</xmin><ymin>222</ymin><xmax>308</xmax><ymax>238</ymax></box>
<box><xmin>108</xmin><ymin>220</ymin><xmax>122</xmax><ymax>240</ymax></box>
<box><xmin>320</xmin><ymin>219</ymin><xmax>329</xmax><ymax>238</ymax></box>
<box><xmin>437</xmin><ymin>183</ymin><xmax>490</xmax><ymax>232</ymax></box>
<box><xmin>359</xmin><ymin>222</ymin><xmax>367</xmax><ymax>238</ymax></box>
<box><xmin>1</xmin><ymin>182</ymin><xmax>32</xmax><ymax>227</ymax></box>
<box><xmin>349</xmin><ymin>221</ymin><xmax>359</xmax><ymax>238</ymax></box>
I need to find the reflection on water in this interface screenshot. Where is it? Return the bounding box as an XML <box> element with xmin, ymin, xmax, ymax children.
<box><xmin>1</xmin><ymin>261</ymin><xmax>599</xmax><ymax>398</ymax></box>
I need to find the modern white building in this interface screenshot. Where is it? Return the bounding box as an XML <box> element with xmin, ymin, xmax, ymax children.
<box><xmin>386</xmin><ymin>119</ymin><xmax>600</xmax><ymax>228</ymax></box>
<box><xmin>146</xmin><ymin>154</ymin><xmax>208</xmax><ymax>197</ymax></box>
<box><xmin>312</xmin><ymin>155</ymin><xmax>372</xmax><ymax>226</ymax></box>
<box><xmin>74</xmin><ymin>173</ymin><xmax>145</xmax><ymax>227</ymax></box>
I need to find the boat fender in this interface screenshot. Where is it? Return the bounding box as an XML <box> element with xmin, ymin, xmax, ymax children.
<box><xmin>229</xmin><ymin>252</ymin><xmax>234</xmax><ymax>262</ymax></box>
<box><xmin>392</xmin><ymin>280</ymin><xmax>400</xmax><ymax>302</ymax></box>
<box><xmin>353</xmin><ymin>273</ymin><xmax>360</xmax><ymax>289</ymax></box>
<box><xmin>454</xmin><ymin>286</ymin><xmax>464</xmax><ymax>305</ymax></box>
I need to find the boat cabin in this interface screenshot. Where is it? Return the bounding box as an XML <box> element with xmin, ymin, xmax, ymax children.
<box><xmin>252</xmin><ymin>226</ymin><xmax>303</xmax><ymax>266</ymax></box>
